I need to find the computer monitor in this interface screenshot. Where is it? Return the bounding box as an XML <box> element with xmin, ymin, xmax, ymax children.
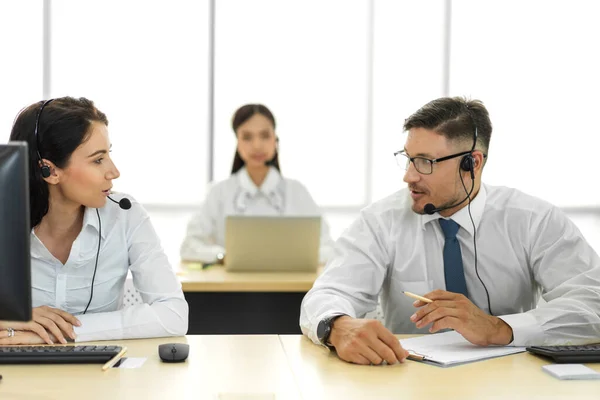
<box><xmin>0</xmin><ymin>142</ymin><xmax>32</xmax><ymax>321</ymax></box>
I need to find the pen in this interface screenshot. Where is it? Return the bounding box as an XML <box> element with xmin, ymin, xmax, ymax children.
<box><xmin>402</xmin><ymin>291</ymin><xmax>433</xmax><ymax>304</ymax></box>
<box><xmin>102</xmin><ymin>346</ymin><xmax>128</xmax><ymax>371</ymax></box>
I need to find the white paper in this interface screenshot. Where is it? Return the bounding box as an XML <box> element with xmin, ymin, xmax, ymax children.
<box><xmin>113</xmin><ymin>357</ymin><xmax>147</xmax><ymax>369</ymax></box>
<box><xmin>400</xmin><ymin>331</ymin><xmax>526</xmax><ymax>366</ymax></box>
<box><xmin>542</xmin><ymin>364</ymin><xmax>600</xmax><ymax>380</ymax></box>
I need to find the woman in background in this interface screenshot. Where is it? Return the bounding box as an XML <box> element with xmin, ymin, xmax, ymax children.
<box><xmin>180</xmin><ymin>104</ymin><xmax>334</xmax><ymax>264</ymax></box>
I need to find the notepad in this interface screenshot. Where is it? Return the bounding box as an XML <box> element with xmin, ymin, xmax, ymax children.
<box><xmin>400</xmin><ymin>331</ymin><xmax>526</xmax><ymax>367</ymax></box>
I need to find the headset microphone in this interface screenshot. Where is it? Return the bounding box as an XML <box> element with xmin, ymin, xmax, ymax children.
<box><xmin>423</xmin><ymin>183</ymin><xmax>475</xmax><ymax>215</ymax></box>
<box><xmin>107</xmin><ymin>195</ymin><xmax>132</xmax><ymax>210</ymax></box>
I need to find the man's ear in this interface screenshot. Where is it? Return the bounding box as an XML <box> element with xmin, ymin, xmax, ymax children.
<box><xmin>473</xmin><ymin>151</ymin><xmax>485</xmax><ymax>172</ymax></box>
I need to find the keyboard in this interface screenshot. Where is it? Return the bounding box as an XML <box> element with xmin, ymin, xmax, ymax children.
<box><xmin>0</xmin><ymin>345</ymin><xmax>122</xmax><ymax>364</ymax></box>
<box><xmin>526</xmin><ymin>344</ymin><xmax>600</xmax><ymax>363</ymax></box>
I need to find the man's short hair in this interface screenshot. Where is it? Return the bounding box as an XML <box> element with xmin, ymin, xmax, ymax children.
<box><xmin>403</xmin><ymin>96</ymin><xmax>492</xmax><ymax>154</ymax></box>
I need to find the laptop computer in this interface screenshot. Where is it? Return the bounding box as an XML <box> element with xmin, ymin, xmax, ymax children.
<box><xmin>224</xmin><ymin>216</ymin><xmax>321</xmax><ymax>272</ymax></box>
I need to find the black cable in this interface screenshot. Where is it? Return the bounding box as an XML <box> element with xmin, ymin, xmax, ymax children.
<box><xmin>459</xmin><ymin>171</ymin><xmax>493</xmax><ymax>315</ymax></box>
<box><xmin>83</xmin><ymin>209</ymin><xmax>101</xmax><ymax>314</ymax></box>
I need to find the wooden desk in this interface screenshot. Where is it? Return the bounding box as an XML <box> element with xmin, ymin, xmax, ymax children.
<box><xmin>0</xmin><ymin>336</ymin><xmax>300</xmax><ymax>400</ymax></box>
<box><xmin>2</xmin><ymin>335</ymin><xmax>600</xmax><ymax>399</ymax></box>
<box><xmin>179</xmin><ymin>265</ymin><xmax>319</xmax><ymax>292</ymax></box>
<box><xmin>279</xmin><ymin>335</ymin><xmax>600</xmax><ymax>400</ymax></box>
<box><xmin>179</xmin><ymin>265</ymin><xmax>320</xmax><ymax>335</ymax></box>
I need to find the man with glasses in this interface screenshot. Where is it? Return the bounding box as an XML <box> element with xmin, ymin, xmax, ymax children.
<box><xmin>300</xmin><ymin>96</ymin><xmax>600</xmax><ymax>365</ymax></box>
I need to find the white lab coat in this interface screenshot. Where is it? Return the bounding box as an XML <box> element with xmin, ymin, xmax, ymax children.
<box><xmin>181</xmin><ymin>166</ymin><xmax>335</xmax><ymax>263</ymax></box>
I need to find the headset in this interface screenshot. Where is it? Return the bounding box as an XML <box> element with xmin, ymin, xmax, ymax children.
<box><xmin>34</xmin><ymin>99</ymin><xmax>54</xmax><ymax>179</ymax></box>
<box><xmin>34</xmin><ymin>99</ymin><xmax>131</xmax><ymax>315</ymax></box>
<box><xmin>423</xmin><ymin>125</ymin><xmax>477</xmax><ymax>215</ymax></box>
<box><xmin>423</xmin><ymin>106</ymin><xmax>493</xmax><ymax>315</ymax></box>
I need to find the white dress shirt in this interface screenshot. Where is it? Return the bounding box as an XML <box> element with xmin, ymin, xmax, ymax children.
<box><xmin>300</xmin><ymin>184</ymin><xmax>600</xmax><ymax>347</ymax></box>
<box><xmin>31</xmin><ymin>193</ymin><xmax>189</xmax><ymax>342</ymax></box>
<box><xmin>180</xmin><ymin>166</ymin><xmax>335</xmax><ymax>263</ymax></box>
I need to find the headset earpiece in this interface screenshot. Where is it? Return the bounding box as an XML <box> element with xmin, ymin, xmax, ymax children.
<box><xmin>462</xmin><ymin>105</ymin><xmax>478</xmax><ymax>181</ymax></box>
<box><xmin>460</xmin><ymin>154</ymin><xmax>474</xmax><ymax>172</ymax></box>
<box><xmin>461</xmin><ymin>154</ymin><xmax>475</xmax><ymax>180</ymax></box>
<box><xmin>40</xmin><ymin>163</ymin><xmax>51</xmax><ymax>178</ymax></box>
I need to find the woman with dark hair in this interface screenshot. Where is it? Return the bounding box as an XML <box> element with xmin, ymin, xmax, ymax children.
<box><xmin>181</xmin><ymin>104</ymin><xmax>334</xmax><ymax>264</ymax></box>
<box><xmin>0</xmin><ymin>97</ymin><xmax>188</xmax><ymax>345</ymax></box>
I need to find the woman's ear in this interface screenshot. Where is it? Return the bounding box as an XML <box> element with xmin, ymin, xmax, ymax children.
<box><xmin>40</xmin><ymin>159</ymin><xmax>60</xmax><ymax>184</ymax></box>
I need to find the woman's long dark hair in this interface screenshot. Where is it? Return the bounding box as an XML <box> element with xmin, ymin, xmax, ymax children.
<box><xmin>9</xmin><ymin>97</ymin><xmax>108</xmax><ymax>228</ymax></box>
<box><xmin>230</xmin><ymin>104</ymin><xmax>280</xmax><ymax>175</ymax></box>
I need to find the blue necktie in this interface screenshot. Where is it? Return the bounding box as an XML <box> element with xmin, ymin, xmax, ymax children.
<box><xmin>439</xmin><ymin>219</ymin><xmax>468</xmax><ymax>297</ymax></box>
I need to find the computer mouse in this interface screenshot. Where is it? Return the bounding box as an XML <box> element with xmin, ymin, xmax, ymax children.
<box><xmin>158</xmin><ymin>343</ymin><xmax>189</xmax><ymax>363</ymax></box>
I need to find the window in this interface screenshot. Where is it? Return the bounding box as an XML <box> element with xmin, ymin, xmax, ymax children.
<box><xmin>0</xmin><ymin>1</ymin><xmax>42</xmax><ymax>143</ymax></box>
<box><xmin>451</xmin><ymin>0</ymin><xmax>600</xmax><ymax>207</ymax></box>
<box><xmin>370</xmin><ymin>0</ymin><xmax>446</xmax><ymax>201</ymax></box>
<box><xmin>213</xmin><ymin>0</ymin><xmax>369</xmax><ymax>207</ymax></box>
<box><xmin>2</xmin><ymin>1</ymin><xmax>598</xmax><ymax>251</ymax></box>
<box><xmin>50</xmin><ymin>0</ymin><xmax>210</xmax><ymax>204</ymax></box>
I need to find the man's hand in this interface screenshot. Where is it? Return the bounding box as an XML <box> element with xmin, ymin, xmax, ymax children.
<box><xmin>410</xmin><ymin>289</ymin><xmax>513</xmax><ymax>346</ymax></box>
<box><xmin>328</xmin><ymin>316</ymin><xmax>409</xmax><ymax>365</ymax></box>
<box><xmin>0</xmin><ymin>330</ymin><xmax>50</xmax><ymax>346</ymax></box>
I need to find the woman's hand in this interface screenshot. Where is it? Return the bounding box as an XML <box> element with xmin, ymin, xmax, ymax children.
<box><xmin>0</xmin><ymin>330</ymin><xmax>49</xmax><ymax>345</ymax></box>
<box><xmin>31</xmin><ymin>306</ymin><xmax>81</xmax><ymax>344</ymax></box>
<box><xmin>0</xmin><ymin>306</ymin><xmax>81</xmax><ymax>344</ymax></box>
<box><xmin>0</xmin><ymin>318</ymin><xmax>53</xmax><ymax>344</ymax></box>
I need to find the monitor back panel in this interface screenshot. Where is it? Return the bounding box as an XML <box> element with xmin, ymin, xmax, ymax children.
<box><xmin>225</xmin><ymin>216</ymin><xmax>321</xmax><ymax>272</ymax></box>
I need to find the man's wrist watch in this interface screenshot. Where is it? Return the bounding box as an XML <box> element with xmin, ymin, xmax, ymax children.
<box><xmin>316</xmin><ymin>314</ymin><xmax>346</xmax><ymax>349</ymax></box>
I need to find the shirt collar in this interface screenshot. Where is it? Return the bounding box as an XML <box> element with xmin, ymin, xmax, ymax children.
<box><xmin>237</xmin><ymin>166</ymin><xmax>282</xmax><ymax>196</ymax></box>
<box><xmin>29</xmin><ymin>207</ymin><xmax>106</xmax><ymax>240</ymax></box>
<box><xmin>30</xmin><ymin>206</ymin><xmax>106</xmax><ymax>260</ymax></box>
<box><xmin>420</xmin><ymin>183</ymin><xmax>487</xmax><ymax>236</ymax></box>
<box><xmin>80</xmin><ymin>206</ymin><xmax>108</xmax><ymax>240</ymax></box>
<box><xmin>235</xmin><ymin>166</ymin><xmax>284</xmax><ymax>212</ymax></box>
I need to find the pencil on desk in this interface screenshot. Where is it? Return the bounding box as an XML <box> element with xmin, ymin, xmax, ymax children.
<box><xmin>406</xmin><ymin>351</ymin><xmax>425</xmax><ymax>361</ymax></box>
<box><xmin>402</xmin><ymin>291</ymin><xmax>433</xmax><ymax>303</ymax></box>
<box><xmin>102</xmin><ymin>346</ymin><xmax>128</xmax><ymax>371</ymax></box>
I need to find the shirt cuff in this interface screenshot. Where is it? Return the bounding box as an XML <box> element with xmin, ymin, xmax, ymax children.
<box><xmin>498</xmin><ymin>312</ymin><xmax>544</xmax><ymax>346</ymax></box>
<box><xmin>73</xmin><ymin>312</ymin><xmax>124</xmax><ymax>342</ymax></box>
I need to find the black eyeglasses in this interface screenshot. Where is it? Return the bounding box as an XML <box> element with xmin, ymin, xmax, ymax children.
<box><xmin>393</xmin><ymin>150</ymin><xmax>473</xmax><ymax>175</ymax></box>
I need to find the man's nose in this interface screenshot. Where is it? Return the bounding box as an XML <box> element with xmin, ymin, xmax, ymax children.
<box><xmin>403</xmin><ymin>162</ymin><xmax>420</xmax><ymax>184</ymax></box>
